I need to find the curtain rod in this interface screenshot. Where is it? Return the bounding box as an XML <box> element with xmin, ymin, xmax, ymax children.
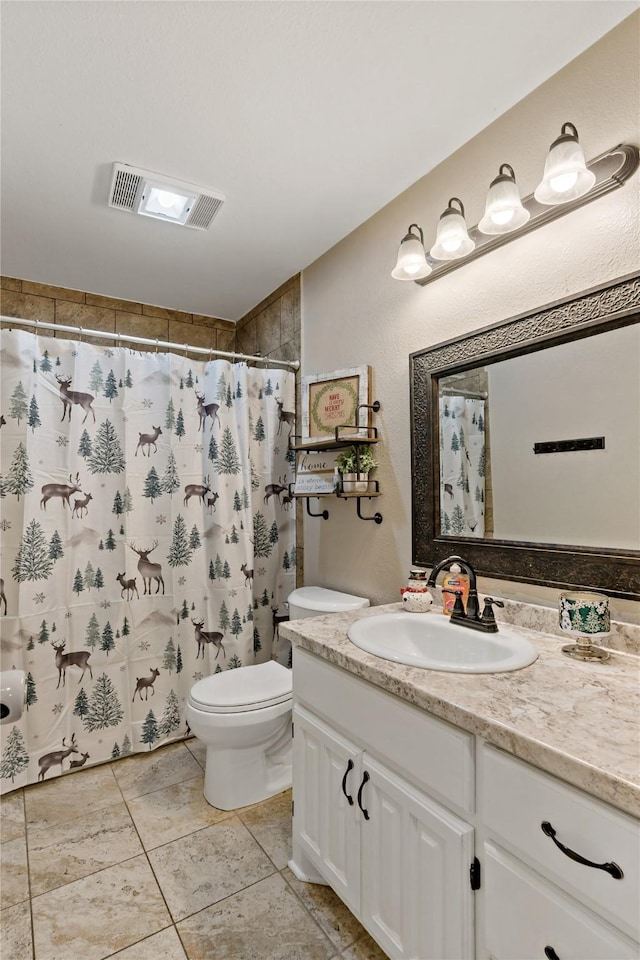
<box><xmin>0</xmin><ymin>315</ymin><xmax>300</xmax><ymax>371</ymax></box>
<box><xmin>440</xmin><ymin>388</ymin><xmax>487</xmax><ymax>399</ymax></box>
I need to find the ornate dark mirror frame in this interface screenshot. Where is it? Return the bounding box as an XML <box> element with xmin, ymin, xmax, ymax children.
<box><xmin>410</xmin><ymin>272</ymin><xmax>640</xmax><ymax>600</ymax></box>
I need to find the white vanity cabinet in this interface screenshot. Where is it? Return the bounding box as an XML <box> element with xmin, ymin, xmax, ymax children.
<box><xmin>291</xmin><ymin>647</ymin><xmax>640</xmax><ymax>960</ymax></box>
<box><xmin>478</xmin><ymin>745</ymin><xmax>640</xmax><ymax>960</ymax></box>
<box><xmin>291</xmin><ymin>649</ymin><xmax>475</xmax><ymax>960</ymax></box>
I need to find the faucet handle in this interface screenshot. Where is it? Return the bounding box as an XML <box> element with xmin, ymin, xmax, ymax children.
<box><xmin>481</xmin><ymin>597</ymin><xmax>505</xmax><ymax>625</ymax></box>
<box><xmin>443</xmin><ymin>589</ymin><xmax>466</xmax><ymax>618</ymax></box>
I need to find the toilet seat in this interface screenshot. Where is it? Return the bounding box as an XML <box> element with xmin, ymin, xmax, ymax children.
<box><xmin>189</xmin><ymin>661</ymin><xmax>292</xmax><ymax>714</ymax></box>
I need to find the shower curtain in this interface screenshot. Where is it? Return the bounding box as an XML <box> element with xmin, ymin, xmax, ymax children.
<box><xmin>439</xmin><ymin>395</ymin><xmax>485</xmax><ymax>538</ymax></box>
<box><xmin>0</xmin><ymin>329</ymin><xmax>296</xmax><ymax>793</ymax></box>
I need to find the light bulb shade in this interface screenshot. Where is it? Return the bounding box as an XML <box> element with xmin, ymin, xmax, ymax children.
<box><xmin>430</xmin><ymin>198</ymin><xmax>475</xmax><ymax>261</ymax></box>
<box><xmin>391</xmin><ymin>224</ymin><xmax>431</xmax><ymax>280</ymax></box>
<box><xmin>478</xmin><ymin>164</ymin><xmax>530</xmax><ymax>235</ymax></box>
<box><xmin>534</xmin><ymin>123</ymin><xmax>596</xmax><ymax>205</ymax></box>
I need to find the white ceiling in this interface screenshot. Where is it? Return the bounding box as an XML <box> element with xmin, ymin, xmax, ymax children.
<box><xmin>1</xmin><ymin>1</ymin><xmax>637</xmax><ymax>322</ymax></box>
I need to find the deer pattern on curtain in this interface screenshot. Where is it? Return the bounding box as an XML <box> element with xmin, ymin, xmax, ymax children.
<box><xmin>0</xmin><ymin>329</ymin><xmax>296</xmax><ymax>793</ymax></box>
<box><xmin>439</xmin><ymin>395</ymin><xmax>486</xmax><ymax>538</ymax></box>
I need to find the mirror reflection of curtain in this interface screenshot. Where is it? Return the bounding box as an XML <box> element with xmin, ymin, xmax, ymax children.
<box><xmin>439</xmin><ymin>396</ymin><xmax>485</xmax><ymax>537</ymax></box>
<box><xmin>0</xmin><ymin>329</ymin><xmax>296</xmax><ymax>794</ymax></box>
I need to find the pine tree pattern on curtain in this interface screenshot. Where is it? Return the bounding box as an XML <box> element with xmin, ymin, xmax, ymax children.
<box><xmin>0</xmin><ymin>330</ymin><xmax>296</xmax><ymax>792</ymax></box>
<box><xmin>439</xmin><ymin>396</ymin><xmax>486</xmax><ymax>538</ymax></box>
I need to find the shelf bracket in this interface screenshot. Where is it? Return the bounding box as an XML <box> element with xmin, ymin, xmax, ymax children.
<box><xmin>356</xmin><ymin>497</ymin><xmax>383</xmax><ymax>524</ymax></box>
<box><xmin>356</xmin><ymin>400</ymin><xmax>381</xmax><ymax>424</ymax></box>
<box><xmin>305</xmin><ymin>498</ymin><xmax>329</xmax><ymax>520</ymax></box>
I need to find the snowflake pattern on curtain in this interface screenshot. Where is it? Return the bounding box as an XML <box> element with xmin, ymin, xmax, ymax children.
<box><xmin>0</xmin><ymin>329</ymin><xmax>296</xmax><ymax>792</ymax></box>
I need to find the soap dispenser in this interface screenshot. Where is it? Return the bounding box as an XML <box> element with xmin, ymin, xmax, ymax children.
<box><xmin>441</xmin><ymin>563</ymin><xmax>470</xmax><ymax>616</ymax></box>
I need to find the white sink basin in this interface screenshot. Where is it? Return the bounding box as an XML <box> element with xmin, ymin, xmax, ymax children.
<box><xmin>347</xmin><ymin>612</ymin><xmax>538</xmax><ymax>673</ymax></box>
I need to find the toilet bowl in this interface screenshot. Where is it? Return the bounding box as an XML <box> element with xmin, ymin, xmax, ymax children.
<box><xmin>187</xmin><ymin>587</ymin><xmax>369</xmax><ymax>811</ymax></box>
<box><xmin>186</xmin><ymin>661</ymin><xmax>292</xmax><ymax>810</ymax></box>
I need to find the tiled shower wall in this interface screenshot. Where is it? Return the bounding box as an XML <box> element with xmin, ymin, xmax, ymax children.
<box><xmin>0</xmin><ymin>273</ymin><xmax>303</xmax><ymax>582</ymax></box>
<box><xmin>0</xmin><ymin>276</ymin><xmax>236</xmax><ymax>351</ymax></box>
<box><xmin>235</xmin><ymin>274</ymin><xmax>300</xmax><ymax>369</ymax></box>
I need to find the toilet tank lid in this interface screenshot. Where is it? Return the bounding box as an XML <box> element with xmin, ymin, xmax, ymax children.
<box><xmin>190</xmin><ymin>661</ymin><xmax>291</xmax><ymax>710</ymax></box>
<box><xmin>288</xmin><ymin>586</ymin><xmax>370</xmax><ymax>613</ymax></box>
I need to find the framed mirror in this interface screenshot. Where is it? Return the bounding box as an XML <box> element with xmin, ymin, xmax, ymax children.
<box><xmin>410</xmin><ymin>272</ymin><xmax>640</xmax><ymax>599</ymax></box>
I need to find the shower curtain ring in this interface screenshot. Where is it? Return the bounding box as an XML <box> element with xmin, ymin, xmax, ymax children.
<box><xmin>155</xmin><ymin>339</ymin><xmax>159</xmax><ymax>354</ymax></box>
<box><xmin>184</xmin><ymin>342</ymin><xmax>188</xmax><ymax>358</ymax></box>
<box><xmin>79</xmin><ymin>327</ymin><xmax>84</xmax><ymax>343</ymax></box>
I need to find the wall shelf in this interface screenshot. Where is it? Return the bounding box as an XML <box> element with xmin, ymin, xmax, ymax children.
<box><xmin>291</xmin><ymin>491</ymin><xmax>381</xmax><ymax>499</ymax></box>
<box><xmin>289</xmin><ymin>431</ymin><xmax>379</xmax><ymax>453</ymax></box>
<box><xmin>290</xmin><ymin>401</ymin><xmax>383</xmax><ymax>524</ymax></box>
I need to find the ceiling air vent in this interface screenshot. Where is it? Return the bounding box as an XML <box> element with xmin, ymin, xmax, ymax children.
<box><xmin>186</xmin><ymin>194</ymin><xmax>224</xmax><ymax>230</ymax></box>
<box><xmin>108</xmin><ymin>163</ymin><xmax>225</xmax><ymax>230</ymax></box>
<box><xmin>110</xmin><ymin>167</ymin><xmax>143</xmax><ymax>211</ymax></box>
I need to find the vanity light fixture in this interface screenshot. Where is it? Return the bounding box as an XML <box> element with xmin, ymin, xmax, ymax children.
<box><xmin>392</xmin><ymin>126</ymin><xmax>638</xmax><ymax>286</ymax></box>
<box><xmin>534</xmin><ymin>122</ymin><xmax>596</xmax><ymax>205</ymax></box>
<box><xmin>391</xmin><ymin>224</ymin><xmax>432</xmax><ymax>280</ymax></box>
<box><xmin>430</xmin><ymin>198</ymin><xmax>475</xmax><ymax>260</ymax></box>
<box><xmin>478</xmin><ymin>164</ymin><xmax>530</xmax><ymax>235</ymax></box>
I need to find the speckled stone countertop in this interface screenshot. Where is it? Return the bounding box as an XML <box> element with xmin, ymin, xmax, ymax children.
<box><xmin>281</xmin><ymin>603</ymin><xmax>640</xmax><ymax>819</ymax></box>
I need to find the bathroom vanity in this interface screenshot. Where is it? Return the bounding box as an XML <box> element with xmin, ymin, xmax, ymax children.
<box><xmin>282</xmin><ymin>605</ymin><xmax>640</xmax><ymax>960</ymax></box>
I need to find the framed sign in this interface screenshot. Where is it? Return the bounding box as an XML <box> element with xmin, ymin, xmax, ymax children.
<box><xmin>294</xmin><ymin>451</ymin><xmax>338</xmax><ymax>495</ymax></box>
<box><xmin>302</xmin><ymin>365</ymin><xmax>370</xmax><ymax>442</ymax></box>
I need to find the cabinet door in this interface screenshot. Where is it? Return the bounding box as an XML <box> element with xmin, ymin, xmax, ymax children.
<box><xmin>292</xmin><ymin>705</ymin><xmax>361</xmax><ymax>913</ymax></box>
<box><xmin>482</xmin><ymin>841</ymin><xmax>640</xmax><ymax>960</ymax></box>
<box><xmin>360</xmin><ymin>754</ymin><xmax>474</xmax><ymax>960</ymax></box>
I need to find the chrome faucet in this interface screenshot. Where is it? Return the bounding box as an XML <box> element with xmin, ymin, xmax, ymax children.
<box><xmin>426</xmin><ymin>555</ymin><xmax>504</xmax><ymax>633</ymax></box>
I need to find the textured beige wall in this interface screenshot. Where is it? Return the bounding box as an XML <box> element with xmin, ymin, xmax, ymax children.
<box><xmin>301</xmin><ymin>15</ymin><xmax>640</xmax><ymax>622</ymax></box>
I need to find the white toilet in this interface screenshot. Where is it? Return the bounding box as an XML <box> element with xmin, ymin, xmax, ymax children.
<box><xmin>186</xmin><ymin>586</ymin><xmax>369</xmax><ymax>810</ymax></box>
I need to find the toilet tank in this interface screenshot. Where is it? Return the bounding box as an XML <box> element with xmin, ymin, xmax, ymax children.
<box><xmin>287</xmin><ymin>586</ymin><xmax>369</xmax><ymax>620</ymax></box>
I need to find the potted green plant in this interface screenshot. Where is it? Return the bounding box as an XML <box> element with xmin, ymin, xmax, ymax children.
<box><xmin>335</xmin><ymin>446</ymin><xmax>378</xmax><ymax>493</ymax></box>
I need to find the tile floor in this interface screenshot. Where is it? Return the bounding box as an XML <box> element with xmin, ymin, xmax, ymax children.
<box><xmin>1</xmin><ymin>740</ymin><xmax>388</xmax><ymax>960</ymax></box>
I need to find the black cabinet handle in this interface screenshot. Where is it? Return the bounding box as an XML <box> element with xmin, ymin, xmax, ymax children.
<box><xmin>341</xmin><ymin>759</ymin><xmax>354</xmax><ymax>805</ymax></box>
<box><xmin>357</xmin><ymin>771</ymin><xmax>370</xmax><ymax>821</ymax></box>
<box><xmin>544</xmin><ymin>947</ymin><xmax>560</xmax><ymax>960</ymax></box>
<box><xmin>540</xmin><ymin>822</ymin><xmax>623</xmax><ymax>879</ymax></box>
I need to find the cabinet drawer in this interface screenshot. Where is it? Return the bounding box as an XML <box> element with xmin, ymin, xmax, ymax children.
<box><xmin>294</xmin><ymin>648</ymin><xmax>474</xmax><ymax>814</ymax></box>
<box><xmin>482</xmin><ymin>745</ymin><xmax>640</xmax><ymax>938</ymax></box>
<box><xmin>483</xmin><ymin>841</ymin><xmax>640</xmax><ymax>960</ymax></box>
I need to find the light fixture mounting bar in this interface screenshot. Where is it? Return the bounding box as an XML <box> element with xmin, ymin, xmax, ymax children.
<box><xmin>415</xmin><ymin>143</ymin><xmax>638</xmax><ymax>286</ymax></box>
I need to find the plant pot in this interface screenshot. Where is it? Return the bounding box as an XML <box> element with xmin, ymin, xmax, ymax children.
<box><xmin>341</xmin><ymin>473</ymin><xmax>370</xmax><ymax>494</ymax></box>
